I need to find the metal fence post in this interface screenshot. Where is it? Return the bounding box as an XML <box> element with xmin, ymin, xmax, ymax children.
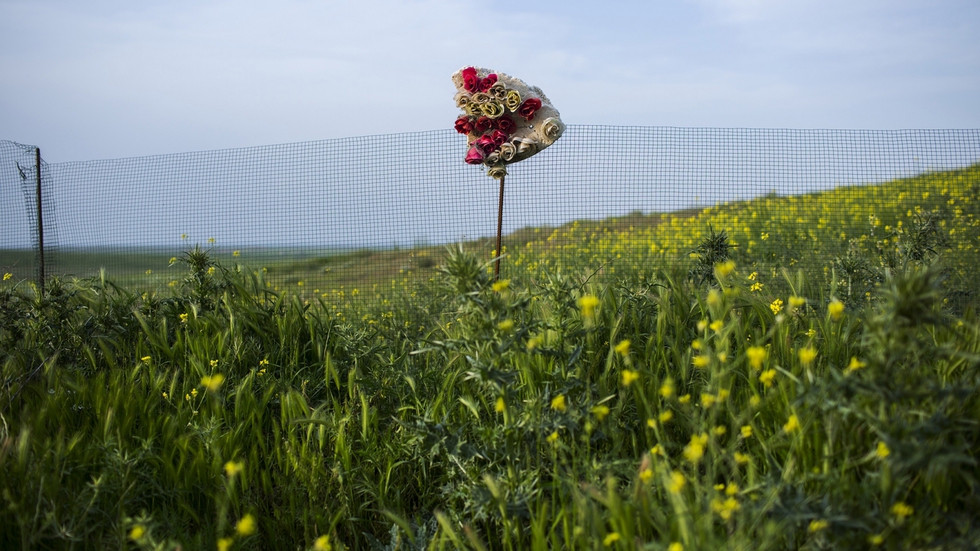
<box><xmin>35</xmin><ymin>146</ymin><xmax>45</xmax><ymax>295</ymax></box>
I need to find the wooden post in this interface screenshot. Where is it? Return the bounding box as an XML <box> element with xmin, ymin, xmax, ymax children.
<box><xmin>494</xmin><ymin>174</ymin><xmax>505</xmax><ymax>281</ymax></box>
<box><xmin>35</xmin><ymin>147</ymin><xmax>45</xmax><ymax>295</ymax></box>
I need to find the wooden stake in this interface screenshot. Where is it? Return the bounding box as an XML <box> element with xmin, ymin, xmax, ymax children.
<box><xmin>494</xmin><ymin>174</ymin><xmax>505</xmax><ymax>281</ymax></box>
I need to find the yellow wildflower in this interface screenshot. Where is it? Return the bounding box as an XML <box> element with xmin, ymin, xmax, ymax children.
<box><xmin>678</xmin><ymin>394</ymin><xmax>691</xmax><ymax>404</ymax></box>
<box><xmin>691</xmin><ymin>338</ymin><xmax>703</xmax><ymax>350</ymax></box>
<box><xmin>770</xmin><ymin>298</ymin><xmax>784</xmax><ymax>315</ymax></box>
<box><xmin>846</xmin><ymin>356</ymin><xmax>866</xmax><ymax>372</ymax></box>
<box><xmin>235</xmin><ymin>514</ymin><xmax>257</xmax><ymax>536</ymax></box>
<box><xmin>741</xmin><ymin>425</ymin><xmax>752</xmax><ymax>438</ymax></box>
<box><xmin>659</xmin><ymin>378</ymin><xmax>674</xmax><ymax>398</ymax></box>
<box><xmin>716</xmin><ymin>389</ymin><xmax>730</xmax><ymax>400</ymax></box>
<box><xmin>3</xmin><ymin>273</ymin><xmax>12</xmax><ymax>281</ymax></box>
<box><xmin>547</xmin><ymin>431</ymin><xmax>559</xmax><ymax>443</ymax></box>
<box><xmin>647</xmin><ymin>418</ymin><xmax>657</xmax><ymax>429</ymax></box>
<box><xmin>749</xmin><ymin>395</ymin><xmax>761</xmax><ymax>407</ymax></box>
<box><xmin>746</xmin><ymin>346</ymin><xmax>767</xmax><ymax>369</ymax></box>
<box><xmin>734</xmin><ymin>452</ymin><xmax>750</xmax><ymax>464</ymax></box>
<box><xmin>701</xmin><ymin>393</ymin><xmax>716</xmax><ymax>408</ymax></box>
<box><xmin>709</xmin><ymin>320</ymin><xmax>724</xmax><ymax>332</ymax></box>
<box><xmin>713</xmin><ymin>425</ymin><xmax>727</xmax><ymax>436</ymax></box>
<box><xmin>491</xmin><ymin>279</ymin><xmax>510</xmax><ymax>292</ymax></box>
<box><xmin>313</xmin><ymin>535</ymin><xmax>332</xmax><ymax>551</ymax></box>
<box><xmin>891</xmin><ymin>502</ymin><xmax>914</xmax><ymax>518</ymax></box>
<box><xmin>715</xmin><ymin>260</ymin><xmax>736</xmax><ymax>278</ymax></box>
<box><xmin>497</xmin><ymin>319</ymin><xmax>514</xmax><ymax>332</ymax></box>
<box><xmin>658</xmin><ymin>410</ymin><xmax>673</xmax><ymax>424</ymax></box>
<box><xmin>875</xmin><ymin>441</ymin><xmax>890</xmax><ymax>459</ymax></box>
<box><xmin>603</xmin><ymin>532</ymin><xmax>620</xmax><ymax>546</ymax></box>
<box><xmin>799</xmin><ymin>347</ymin><xmax>817</xmax><ymax>365</ymax></box>
<box><xmin>869</xmin><ymin>534</ymin><xmax>885</xmax><ymax>545</ymax></box>
<box><xmin>710</xmin><ymin>496</ymin><xmax>741</xmax><ymax>520</ymax></box>
<box><xmin>759</xmin><ymin>369</ymin><xmax>777</xmax><ymax>388</ymax></box>
<box><xmin>551</xmin><ymin>395</ymin><xmax>567</xmax><ymax>412</ymax></box>
<box><xmin>207</xmin><ymin>266</ymin><xmax>216</xmax><ymax>276</ymax></box>
<box><xmin>789</xmin><ymin>296</ymin><xmax>806</xmax><ymax>308</ymax></box>
<box><xmin>683</xmin><ymin>433</ymin><xmax>709</xmax><ymax>463</ymax></box>
<box><xmin>650</xmin><ymin>444</ymin><xmax>664</xmax><ymax>456</ymax></box>
<box><xmin>692</xmin><ymin>354</ymin><xmax>710</xmax><ymax>369</ymax></box>
<box><xmin>210</xmin><ymin>359</ymin><xmax>219</xmax><ymax>368</ymax></box>
<box><xmin>232</xmin><ymin>250</ymin><xmax>240</xmax><ymax>257</ymax></box>
<box><xmin>591</xmin><ymin>405</ymin><xmax>610</xmax><ymax>420</ymax></box>
<box><xmin>495</xmin><ymin>397</ymin><xmax>505</xmax><ymax>413</ymax></box>
<box><xmin>621</xmin><ymin>370</ymin><xmax>640</xmax><ymax>386</ymax></box>
<box><xmin>129</xmin><ymin>525</ymin><xmax>146</xmax><ymax>541</ymax></box>
<box><xmin>749</xmin><ymin>282</ymin><xmax>763</xmax><ymax>292</ymax></box>
<box><xmin>614</xmin><ymin>339</ymin><xmax>631</xmax><ymax>356</ymax></box>
<box><xmin>191</xmin><ymin>388</ymin><xmax>198</xmax><ymax>397</ymax></box>
<box><xmin>783</xmin><ymin>414</ymin><xmax>801</xmax><ymax>433</ymax></box>
<box><xmin>725</xmin><ymin>483</ymin><xmax>739</xmax><ymax>496</ymax></box>
<box><xmin>707</xmin><ymin>289</ymin><xmax>721</xmax><ymax>306</ymax></box>
<box><xmin>141</xmin><ymin>356</ymin><xmax>151</xmax><ymax>362</ymax></box>
<box><xmin>696</xmin><ymin>320</ymin><xmax>708</xmax><ymax>332</ymax></box>
<box><xmin>217</xmin><ymin>537</ymin><xmax>233</xmax><ymax>551</ymax></box>
<box><xmin>201</xmin><ymin>373</ymin><xmax>225</xmax><ymax>392</ymax></box>
<box><xmin>808</xmin><ymin>519</ymin><xmax>829</xmax><ymax>533</ymax></box>
<box><xmin>828</xmin><ymin>299</ymin><xmax>845</xmax><ymax>320</ymax></box>
<box><xmin>224</xmin><ymin>460</ymin><xmax>244</xmax><ymax>477</ymax></box>
<box><xmin>578</xmin><ymin>295</ymin><xmax>600</xmax><ymax>318</ymax></box>
<box><xmin>668</xmin><ymin>543</ymin><xmax>683</xmax><ymax>551</ymax></box>
<box><xmin>639</xmin><ymin>468</ymin><xmax>654</xmax><ymax>483</ymax></box>
<box><xmin>180</xmin><ymin>313</ymin><xmax>189</xmax><ymax>323</ymax></box>
<box><xmin>667</xmin><ymin>470</ymin><xmax>686</xmax><ymax>494</ymax></box>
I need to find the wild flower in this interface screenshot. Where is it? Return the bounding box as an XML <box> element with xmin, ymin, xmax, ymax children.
<box><xmin>129</xmin><ymin>525</ymin><xmax>145</xmax><ymax>541</ymax></box>
<box><xmin>668</xmin><ymin>543</ymin><xmax>683</xmax><ymax>551</ymax></box>
<box><xmin>3</xmin><ymin>273</ymin><xmax>12</xmax><ymax>281</ymax></box>
<box><xmin>603</xmin><ymin>532</ymin><xmax>620</xmax><ymax>546</ymax></box>
<box><xmin>547</xmin><ymin>431</ymin><xmax>559</xmax><ymax>444</ymax></box>
<box><xmin>875</xmin><ymin>441</ymin><xmax>890</xmax><ymax>459</ymax></box>
<box><xmin>749</xmin><ymin>395</ymin><xmax>761</xmax><ymax>407</ymax></box>
<box><xmin>749</xmin><ymin>282</ymin><xmax>764</xmax><ymax>292</ymax></box>
<box><xmin>741</xmin><ymin>425</ymin><xmax>752</xmax><ymax>438</ymax></box>
<box><xmin>667</xmin><ymin>470</ymin><xmax>686</xmax><ymax>494</ymax></box>
<box><xmin>658</xmin><ymin>410</ymin><xmax>673</xmax><ymax>424</ymax></box>
<box><xmin>550</xmin><ymin>394</ymin><xmax>567</xmax><ymax>412</ymax></box>
<box><xmin>759</xmin><ymin>369</ymin><xmax>777</xmax><ymax>387</ymax></box>
<box><xmin>224</xmin><ymin>461</ymin><xmax>244</xmax><ymax>477</ymax></box>
<box><xmin>679</xmin><ymin>394</ymin><xmax>691</xmax><ymax>404</ymax></box>
<box><xmin>497</xmin><ymin>319</ymin><xmax>514</xmax><ymax>332</ymax></box>
<box><xmin>491</xmin><ymin>279</ymin><xmax>510</xmax><ymax>292</ymax></box>
<box><xmin>789</xmin><ymin>296</ymin><xmax>806</xmax><ymax>308</ymax></box>
<box><xmin>891</xmin><ymin>502</ymin><xmax>914</xmax><ymax>518</ymax></box>
<box><xmin>734</xmin><ymin>452</ymin><xmax>750</xmax><ymax>464</ymax></box>
<box><xmin>659</xmin><ymin>378</ymin><xmax>675</xmax><ymax>398</ymax></box>
<box><xmin>683</xmin><ymin>433</ymin><xmax>709</xmax><ymax>463</ymax></box>
<box><xmin>709</xmin><ymin>320</ymin><xmax>724</xmax><ymax>332</ymax></box>
<box><xmin>692</xmin><ymin>355</ymin><xmax>710</xmax><ymax>369</ymax></box>
<box><xmin>235</xmin><ymin>514</ymin><xmax>257</xmax><ymax>536</ymax></box>
<box><xmin>577</xmin><ymin>294</ymin><xmax>600</xmax><ymax>319</ymax></box>
<box><xmin>799</xmin><ymin>347</ymin><xmax>817</xmax><ymax>365</ymax></box>
<box><xmin>725</xmin><ymin>483</ymin><xmax>739</xmax><ymax>496</ymax></box>
<box><xmin>746</xmin><ymin>346</ymin><xmax>767</xmax><ymax>369</ymax></box>
<box><xmin>141</xmin><ymin>356</ymin><xmax>151</xmax><ymax>363</ymax></box>
<box><xmin>828</xmin><ymin>299</ymin><xmax>845</xmax><ymax>320</ymax></box>
<box><xmin>700</xmin><ymin>393</ymin><xmax>716</xmax><ymax>408</ymax></box>
<box><xmin>180</xmin><ymin>313</ymin><xmax>189</xmax><ymax>323</ymax></box>
<box><xmin>808</xmin><ymin>519</ymin><xmax>829</xmax><ymax>532</ymax></box>
<box><xmin>614</xmin><ymin>339</ymin><xmax>631</xmax><ymax>356</ymax></box>
<box><xmin>495</xmin><ymin>397</ymin><xmax>505</xmax><ymax>413</ymax></box>
<box><xmin>713</xmin><ymin>425</ymin><xmax>727</xmax><ymax>436</ymax></box>
<box><xmin>710</xmin><ymin>496</ymin><xmax>741</xmax><ymax>520</ymax></box>
<box><xmin>846</xmin><ymin>356</ymin><xmax>866</xmax><ymax>372</ymax></box>
<box><xmin>314</xmin><ymin>535</ymin><xmax>332</xmax><ymax>551</ymax></box>
<box><xmin>770</xmin><ymin>298</ymin><xmax>784</xmax><ymax>315</ymax></box>
<box><xmin>621</xmin><ymin>370</ymin><xmax>640</xmax><ymax>386</ymax></box>
<box><xmin>202</xmin><ymin>374</ymin><xmax>225</xmax><ymax>391</ymax></box>
<box><xmin>784</xmin><ymin>414</ymin><xmax>801</xmax><ymax>433</ymax></box>
<box><xmin>217</xmin><ymin>537</ymin><xmax>233</xmax><ymax>551</ymax></box>
<box><xmin>868</xmin><ymin>534</ymin><xmax>885</xmax><ymax>546</ymax></box>
<box><xmin>591</xmin><ymin>405</ymin><xmax>610</xmax><ymax>420</ymax></box>
<box><xmin>639</xmin><ymin>468</ymin><xmax>654</xmax><ymax>483</ymax></box>
<box><xmin>716</xmin><ymin>260</ymin><xmax>736</xmax><ymax>278</ymax></box>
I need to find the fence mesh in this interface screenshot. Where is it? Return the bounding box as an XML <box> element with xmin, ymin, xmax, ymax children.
<box><xmin>2</xmin><ymin>127</ymin><xmax>980</xmax><ymax>304</ymax></box>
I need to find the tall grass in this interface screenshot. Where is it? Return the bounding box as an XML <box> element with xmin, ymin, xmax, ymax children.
<box><xmin>2</xmin><ymin>167</ymin><xmax>980</xmax><ymax>549</ymax></box>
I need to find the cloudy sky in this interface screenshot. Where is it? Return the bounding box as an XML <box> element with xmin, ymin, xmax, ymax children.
<box><xmin>1</xmin><ymin>0</ymin><xmax>978</xmax><ymax>162</ymax></box>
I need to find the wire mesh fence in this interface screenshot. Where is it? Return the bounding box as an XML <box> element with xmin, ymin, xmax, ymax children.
<box><xmin>2</xmin><ymin>127</ymin><xmax>980</xmax><ymax>304</ymax></box>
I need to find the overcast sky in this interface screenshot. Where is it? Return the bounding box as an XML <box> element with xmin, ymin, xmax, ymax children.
<box><xmin>1</xmin><ymin>0</ymin><xmax>978</xmax><ymax>162</ymax></box>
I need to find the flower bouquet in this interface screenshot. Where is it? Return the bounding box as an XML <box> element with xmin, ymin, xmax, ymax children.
<box><xmin>451</xmin><ymin>66</ymin><xmax>564</xmax><ymax>179</ymax></box>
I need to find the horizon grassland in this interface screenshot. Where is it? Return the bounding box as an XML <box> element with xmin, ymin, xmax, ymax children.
<box><xmin>2</xmin><ymin>164</ymin><xmax>980</xmax><ymax>549</ymax></box>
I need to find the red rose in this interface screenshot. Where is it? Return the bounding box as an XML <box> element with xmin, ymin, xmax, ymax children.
<box><xmin>518</xmin><ymin>97</ymin><xmax>542</xmax><ymax>121</ymax></box>
<box><xmin>478</xmin><ymin>74</ymin><xmax>498</xmax><ymax>92</ymax></box>
<box><xmin>496</xmin><ymin>116</ymin><xmax>516</xmax><ymax>135</ymax></box>
<box><xmin>462</xmin><ymin>67</ymin><xmax>479</xmax><ymax>93</ymax></box>
<box><xmin>465</xmin><ymin>145</ymin><xmax>485</xmax><ymax>164</ymax></box>
<box><xmin>475</xmin><ymin>134</ymin><xmax>497</xmax><ymax>153</ymax></box>
<box><xmin>490</xmin><ymin>130</ymin><xmax>508</xmax><ymax>146</ymax></box>
<box><xmin>474</xmin><ymin>116</ymin><xmax>494</xmax><ymax>135</ymax></box>
<box><xmin>454</xmin><ymin>116</ymin><xmax>475</xmax><ymax>134</ymax></box>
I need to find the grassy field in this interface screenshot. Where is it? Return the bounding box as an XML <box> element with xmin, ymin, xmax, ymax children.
<box><xmin>2</xmin><ymin>165</ymin><xmax>980</xmax><ymax>550</ymax></box>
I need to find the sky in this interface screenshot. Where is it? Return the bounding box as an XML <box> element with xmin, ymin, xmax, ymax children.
<box><xmin>1</xmin><ymin>0</ymin><xmax>979</xmax><ymax>163</ymax></box>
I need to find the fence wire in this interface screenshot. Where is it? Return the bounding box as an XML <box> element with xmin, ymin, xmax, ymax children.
<box><xmin>2</xmin><ymin>127</ymin><xmax>980</xmax><ymax>302</ymax></box>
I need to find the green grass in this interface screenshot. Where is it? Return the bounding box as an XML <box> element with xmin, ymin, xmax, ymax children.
<box><xmin>2</xmin><ymin>167</ymin><xmax>980</xmax><ymax>550</ymax></box>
